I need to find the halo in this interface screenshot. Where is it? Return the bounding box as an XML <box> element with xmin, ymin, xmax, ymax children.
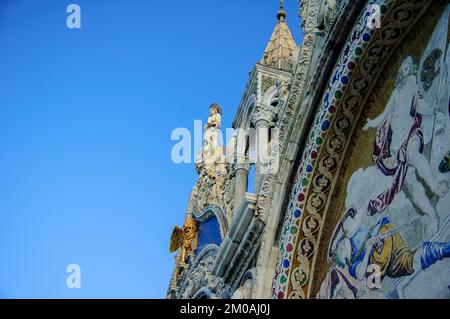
<box><xmin>210</xmin><ymin>103</ymin><xmax>222</xmax><ymax>115</ymax></box>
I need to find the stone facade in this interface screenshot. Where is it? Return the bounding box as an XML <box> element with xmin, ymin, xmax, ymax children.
<box><xmin>168</xmin><ymin>0</ymin><xmax>450</xmax><ymax>299</ymax></box>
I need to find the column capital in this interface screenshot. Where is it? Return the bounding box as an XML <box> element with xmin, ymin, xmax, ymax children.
<box><xmin>251</xmin><ymin>102</ymin><xmax>276</xmax><ymax>127</ymax></box>
<box><xmin>235</xmin><ymin>156</ymin><xmax>251</xmax><ymax>173</ymax></box>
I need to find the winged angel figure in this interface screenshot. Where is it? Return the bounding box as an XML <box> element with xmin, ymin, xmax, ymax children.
<box><xmin>169</xmin><ymin>216</ymin><xmax>198</xmax><ymax>264</ymax></box>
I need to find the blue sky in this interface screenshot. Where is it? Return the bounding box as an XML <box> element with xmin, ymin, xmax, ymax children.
<box><xmin>0</xmin><ymin>0</ymin><xmax>301</xmax><ymax>298</ymax></box>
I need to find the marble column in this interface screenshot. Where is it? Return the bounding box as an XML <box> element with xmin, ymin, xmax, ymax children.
<box><xmin>251</xmin><ymin>103</ymin><xmax>275</xmax><ymax>194</ymax></box>
<box><xmin>234</xmin><ymin>158</ymin><xmax>250</xmax><ymax>215</ymax></box>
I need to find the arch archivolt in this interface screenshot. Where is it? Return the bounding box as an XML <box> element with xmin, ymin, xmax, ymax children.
<box><xmin>242</xmin><ymin>94</ymin><xmax>257</xmax><ymax>129</ymax></box>
<box><xmin>261</xmin><ymin>85</ymin><xmax>279</xmax><ymax>108</ymax></box>
<box><xmin>272</xmin><ymin>0</ymin><xmax>434</xmax><ymax>299</ymax></box>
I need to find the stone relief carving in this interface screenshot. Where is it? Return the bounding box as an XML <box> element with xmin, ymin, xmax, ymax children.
<box><xmin>315</xmin><ymin>0</ymin><xmax>341</xmax><ymax>34</ymax></box>
<box><xmin>189</xmin><ymin>104</ymin><xmax>235</xmax><ymax>216</ymax></box>
<box><xmin>231</xmin><ymin>279</ymin><xmax>253</xmax><ymax>299</ymax></box>
<box><xmin>170</xmin><ymin>0</ymin><xmax>355</xmax><ymax>299</ymax></box>
<box><xmin>275</xmin><ymin>78</ymin><xmax>289</xmax><ymax>107</ymax></box>
<box><xmin>231</xmin><ymin>268</ymin><xmax>256</xmax><ymax>299</ymax></box>
<box><xmin>251</xmin><ymin>103</ymin><xmax>277</xmax><ymax>126</ymax></box>
<box><xmin>261</xmin><ymin>75</ymin><xmax>276</xmax><ymax>96</ymax></box>
<box><xmin>223</xmin><ymin>169</ymin><xmax>236</xmax><ymax>223</ymax></box>
<box><xmin>181</xmin><ymin>245</ymin><xmax>220</xmax><ymax>299</ymax></box>
<box><xmin>169</xmin><ymin>104</ymin><xmax>238</xmax><ymax>298</ymax></box>
<box><xmin>178</xmin><ymin>245</ymin><xmax>233</xmax><ymax>299</ymax></box>
<box><xmin>255</xmin><ymin>0</ymin><xmax>321</xmax><ymax>222</ymax></box>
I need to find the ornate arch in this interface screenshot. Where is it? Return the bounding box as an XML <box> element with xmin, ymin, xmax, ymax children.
<box><xmin>194</xmin><ymin>204</ymin><xmax>229</xmax><ymax>239</ymax></box>
<box><xmin>273</xmin><ymin>0</ymin><xmax>433</xmax><ymax>299</ymax></box>
<box><xmin>242</xmin><ymin>94</ymin><xmax>257</xmax><ymax>128</ymax></box>
<box><xmin>180</xmin><ymin>244</ymin><xmax>220</xmax><ymax>299</ymax></box>
<box><xmin>261</xmin><ymin>85</ymin><xmax>279</xmax><ymax>107</ymax></box>
<box><xmin>192</xmin><ymin>287</ymin><xmax>218</xmax><ymax>299</ymax></box>
<box><xmin>230</xmin><ymin>268</ymin><xmax>257</xmax><ymax>299</ymax></box>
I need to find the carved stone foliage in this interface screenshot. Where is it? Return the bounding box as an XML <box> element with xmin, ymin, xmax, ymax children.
<box><xmin>180</xmin><ymin>245</ymin><xmax>231</xmax><ymax>299</ymax></box>
<box><xmin>254</xmin><ymin>77</ymin><xmax>290</xmax><ymax>126</ymax></box>
<box><xmin>251</xmin><ymin>103</ymin><xmax>277</xmax><ymax>126</ymax></box>
<box><xmin>273</xmin><ymin>0</ymin><xmax>432</xmax><ymax>299</ymax></box>
<box><xmin>223</xmin><ymin>169</ymin><xmax>236</xmax><ymax>222</ymax></box>
<box><xmin>189</xmin><ymin>105</ymin><xmax>235</xmax><ymax>218</ymax></box>
<box><xmin>275</xmin><ymin>78</ymin><xmax>289</xmax><ymax>107</ymax></box>
<box><xmin>261</xmin><ymin>75</ymin><xmax>276</xmax><ymax>96</ymax></box>
<box><xmin>169</xmin><ymin>105</ymin><xmax>237</xmax><ymax>298</ymax></box>
<box><xmin>315</xmin><ymin>0</ymin><xmax>343</xmax><ymax>34</ymax></box>
<box><xmin>190</xmin><ymin>167</ymin><xmax>227</xmax><ymax>214</ymax></box>
<box><xmin>231</xmin><ymin>268</ymin><xmax>256</xmax><ymax>299</ymax></box>
<box><xmin>255</xmin><ymin>0</ymin><xmax>321</xmax><ymax>222</ymax></box>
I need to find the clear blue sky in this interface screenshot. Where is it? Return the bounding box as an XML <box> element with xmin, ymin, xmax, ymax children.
<box><xmin>0</xmin><ymin>0</ymin><xmax>301</xmax><ymax>298</ymax></box>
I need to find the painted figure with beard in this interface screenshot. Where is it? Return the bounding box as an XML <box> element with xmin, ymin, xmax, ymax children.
<box><xmin>318</xmin><ymin>168</ymin><xmax>450</xmax><ymax>299</ymax></box>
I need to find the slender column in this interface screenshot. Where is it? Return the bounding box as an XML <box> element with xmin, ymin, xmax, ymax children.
<box><xmin>251</xmin><ymin>103</ymin><xmax>275</xmax><ymax>194</ymax></box>
<box><xmin>233</xmin><ymin>125</ymin><xmax>251</xmax><ymax>215</ymax></box>
<box><xmin>253</xmin><ymin>119</ymin><xmax>270</xmax><ymax>194</ymax></box>
<box><xmin>234</xmin><ymin>157</ymin><xmax>250</xmax><ymax>215</ymax></box>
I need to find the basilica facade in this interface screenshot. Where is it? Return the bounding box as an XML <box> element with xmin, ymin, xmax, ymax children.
<box><xmin>168</xmin><ymin>0</ymin><xmax>450</xmax><ymax>299</ymax></box>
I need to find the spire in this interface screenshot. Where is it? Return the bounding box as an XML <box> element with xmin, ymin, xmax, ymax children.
<box><xmin>261</xmin><ymin>0</ymin><xmax>298</xmax><ymax>73</ymax></box>
<box><xmin>277</xmin><ymin>0</ymin><xmax>287</xmax><ymax>21</ymax></box>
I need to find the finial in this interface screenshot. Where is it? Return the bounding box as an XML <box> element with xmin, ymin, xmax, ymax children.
<box><xmin>277</xmin><ymin>0</ymin><xmax>287</xmax><ymax>21</ymax></box>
